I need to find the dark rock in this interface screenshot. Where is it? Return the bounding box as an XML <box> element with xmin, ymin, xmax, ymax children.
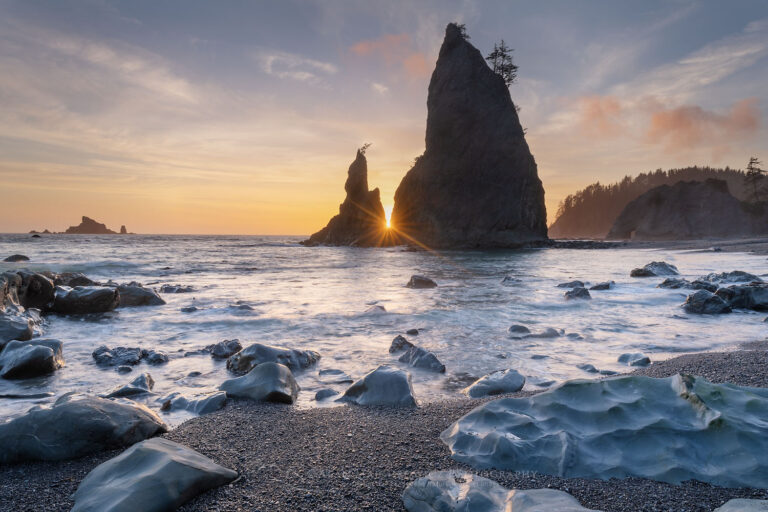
<box><xmin>181</xmin><ymin>306</ymin><xmax>198</xmax><ymax>313</ymax></box>
<box><xmin>618</xmin><ymin>352</ymin><xmax>651</xmax><ymax>367</ymax></box>
<box><xmin>318</xmin><ymin>369</ymin><xmax>353</xmax><ymax>384</ymax></box>
<box><xmin>145</xmin><ymin>350</ymin><xmax>168</xmax><ymax>365</ymax></box>
<box><xmin>406</xmin><ymin>328</ymin><xmax>419</xmax><ymax>335</ymax></box>
<box><xmin>361</xmin><ymin>304</ymin><xmax>387</xmax><ymax>315</ymax></box>
<box><xmin>578</xmin><ymin>363</ymin><xmax>599</xmax><ymax>373</ymax></box>
<box><xmin>658</xmin><ymin>277</ymin><xmax>717</xmax><ymax>292</ymax></box>
<box><xmin>103</xmin><ymin>373</ymin><xmax>154</xmax><ymax>398</ymax></box>
<box><xmin>302</xmin><ymin>149</ymin><xmax>388</xmax><ymax>247</ymax></box>
<box><xmin>389</xmin><ymin>335</ymin><xmax>414</xmax><ymax>353</ymax></box>
<box><xmin>525</xmin><ymin>327</ymin><xmax>562</xmax><ymax>339</ymax></box>
<box><xmin>315</xmin><ymin>388</ymin><xmax>339</xmax><ymax>401</ymax></box>
<box><xmin>630</xmin><ymin>261</ymin><xmax>679</xmax><ymax>277</ymax></box>
<box><xmin>702</xmin><ymin>271</ymin><xmax>762</xmax><ymax>283</ymax></box>
<box><xmin>716</xmin><ymin>283</ymin><xmax>768</xmax><ymax>311</ymax></box>
<box><xmin>0</xmin><ymin>307</ymin><xmax>36</xmax><ymax>343</ymax></box>
<box><xmin>71</xmin><ymin>438</ymin><xmax>237</xmax><ymax>512</ymax></box>
<box><xmin>158</xmin><ymin>392</ymin><xmax>227</xmax><ymax>415</ymax></box>
<box><xmin>508</xmin><ymin>324</ymin><xmax>531</xmax><ymax>335</ymax></box>
<box><xmin>54</xmin><ymin>272</ymin><xmax>97</xmax><ymax>287</ymax></box>
<box><xmin>406</xmin><ymin>275</ymin><xmax>437</xmax><ymax>289</ymax></box>
<box><xmin>464</xmin><ymin>368</ymin><xmax>525</xmax><ymax>398</ymax></box>
<box><xmin>64</xmin><ymin>216</ymin><xmax>118</xmax><ymax>234</ymax></box>
<box><xmin>684</xmin><ymin>290</ymin><xmax>733</xmax><ymax>314</ymax></box>
<box><xmin>608</xmin><ymin>179</ymin><xmax>768</xmax><ymax>240</ymax></box>
<box><xmin>338</xmin><ymin>365</ymin><xmax>416</xmax><ymax>407</ymax></box>
<box><xmin>564</xmin><ymin>287</ymin><xmax>591</xmax><ymax>300</ymax></box>
<box><xmin>398</xmin><ymin>345</ymin><xmax>446</xmax><ymax>373</ymax></box>
<box><xmin>3</xmin><ymin>254</ymin><xmax>29</xmax><ymax>262</ymax></box>
<box><xmin>226</xmin><ymin>342</ymin><xmax>320</xmax><ymax>375</ymax></box>
<box><xmin>160</xmin><ymin>284</ymin><xmax>195</xmax><ymax>294</ymax></box>
<box><xmin>16</xmin><ymin>271</ymin><xmax>55</xmax><ymax>310</ymax></box>
<box><xmin>51</xmin><ymin>286</ymin><xmax>120</xmax><ymax>314</ymax></box>
<box><xmin>0</xmin><ymin>392</ymin><xmax>166</xmax><ymax>464</ymax></box>
<box><xmin>390</xmin><ymin>23</ymin><xmax>547</xmax><ymax>248</ymax></box>
<box><xmin>557</xmin><ymin>280</ymin><xmax>584</xmax><ymax>288</ymax></box>
<box><xmin>92</xmin><ymin>346</ymin><xmax>144</xmax><ymax>366</ymax></box>
<box><xmin>116</xmin><ymin>283</ymin><xmax>165</xmax><ymax>307</ymax></box>
<box><xmin>206</xmin><ymin>339</ymin><xmax>243</xmax><ymax>359</ymax></box>
<box><xmin>0</xmin><ymin>339</ymin><xmax>64</xmax><ymax>379</ymax></box>
<box><xmin>119</xmin><ymin>225</ymin><xmax>127</xmax><ymax>234</ymax></box>
<box><xmin>501</xmin><ymin>276</ymin><xmax>521</xmax><ymax>285</ymax></box>
<box><xmin>220</xmin><ymin>362</ymin><xmax>299</xmax><ymax>404</ymax></box>
<box><xmin>117</xmin><ymin>365</ymin><xmax>133</xmax><ymax>374</ymax></box>
<box><xmin>590</xmin><ymin>281</ymin><xmax>615</xmax><ymax>291</ymax></box>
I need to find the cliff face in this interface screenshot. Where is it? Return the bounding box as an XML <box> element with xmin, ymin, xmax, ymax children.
<box><xmin>607</xmin><ymin>179</ymin><xmax>768</xmax><ymax>240</ymax></box>
<box><xmin>302</xmin><ymin>150</ymin><xmax>389</xmax><ymax>247</ymax></box>
<box><xmin>390</xmin><ymin>23</ymin><xmax>547</xmax><ymax>248</ymax></box>
<box><xmin>64</xmin><ymin>216</ymin><xmax>118</xmax><ymax>235</ymax></box>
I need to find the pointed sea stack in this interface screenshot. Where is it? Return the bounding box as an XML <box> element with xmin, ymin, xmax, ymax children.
<box><xmin>390</xmin><ymin>24</ymin><xmax>547</xmax><ymax>248</ymax></box>
<box><xmin>302</xmin><ymin>149</ymin><xmax>389</xmax><ymax>247</ymax></box>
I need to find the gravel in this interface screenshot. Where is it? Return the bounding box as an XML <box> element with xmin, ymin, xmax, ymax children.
<box><xmin>2</xmin><ymin>350</ymin><xmax>768</xmax><ymax>511</ymax></box>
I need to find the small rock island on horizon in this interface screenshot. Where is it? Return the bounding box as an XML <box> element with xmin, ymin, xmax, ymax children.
<box><xmin>30</xmin><ymin>216</ymin><xmax>131</xmax><ymax>235</ymax></box>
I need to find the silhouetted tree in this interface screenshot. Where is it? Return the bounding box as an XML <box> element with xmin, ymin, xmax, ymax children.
<box><xmin>454</xmin><ymin>23</ymin><xmax>470</xmax><ymax>40</ymax></box>
<box><xmin>745</xmin><ymin>156</ymin><xmax>765</xmax><ymax>202</ymax></box>
<box><xmin>486</xmin><ymin>40</ymin><xmax>518</xmax><ymax>86</ymax></box>
<box><xmin>359</xmin><ymin>142</ymin><xmax>372</xmax><ymax>155</ymax></box>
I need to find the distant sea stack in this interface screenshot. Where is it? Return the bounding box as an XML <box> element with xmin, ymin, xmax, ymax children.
<box><xmin>65</xmin><ymin>216</ymin><xmax>121</xmax><ymax>235</ymax></box>
<box><xmin>390</xmin><ymin>23</ymin><xmax>547</xmax><ymax>249</ymax></box>
<box><xmin>302</xmin><ymin>149</ymin><xmax>389</xmax><ymax>247</ymax></box>
<box><xmin>607</xmin><ymin>179</ymin><xmax>768</xmax><ymax>240</ymax></box>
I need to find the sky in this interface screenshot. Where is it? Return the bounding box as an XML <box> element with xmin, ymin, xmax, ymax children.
<box><xmin>0</xmin><ymin>0</ymin><xmax>766</xmax><ymax>234</ymax></box>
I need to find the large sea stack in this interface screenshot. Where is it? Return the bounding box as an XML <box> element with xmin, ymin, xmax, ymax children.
<box><xmin>302</xmin><ymin>149</ymin><xmax>388</xmax><ymax>247</ymax></box>
<box><xmin>65</xmin><ymin>216</ymin><xmax>118</xmax><ymax>235</ymax></box>
<box><xmin>390</xmin><ymin>23</ymin><xmax>547</xmax><ymax>248</ymax></box>
<box><xmin>607</xmin><ymin>179</ymin><xmax>768</xmax><ymax>240</ymax></box>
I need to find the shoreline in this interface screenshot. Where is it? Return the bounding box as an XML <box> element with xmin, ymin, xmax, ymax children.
<box><xmin>3</xmin><ymin>346</ymin><xmax>768</xmax><ymax>511</ymax></box>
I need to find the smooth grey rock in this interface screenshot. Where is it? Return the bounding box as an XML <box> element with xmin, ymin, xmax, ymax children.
<box><xmin>207</xmin><ymin>339</ymin><xmax>243</xmax><ymax>359</ymax></box>
<box><xmin>71</xmin><ymin>437</ymin><xmax>237</xmax><ymax>512</ymax></box>
<box><xmin>117</xmin><ymin>365</ymin><xmax>133</xmax><ymax>374</ymax></box>
<box><xmin>406</xmin><ymin>275</ymin><xmax>437</xmax><ymax>289</ymax></box>
<box><xmin>389</xmin><ymin>335</ymin><xmax>414</xmax><ymax>353</ymax></box>
<box><xmin>402</xmin><ymin>470</ymin><xmax>600</xmax><ymax>512</ymax></box>
<box><xmin>159</xmin><ymin>392</ymin><xmax>226</xmax><ymax>415</ymax></box>
<box><xmin>390</xmin><ymin>23</ymin><xmax>547</xmax><ymax>249</ymax></box>
<box><xmin>508</xmin><ymin>324</ymin><xmax>531</xmax><ymax>335</ymax></box>
<box><xmin>0</xmin><ymin>309</ymin><xmax>34</xmax><ymax>342</ymax></box>
<box><xmin>714</xmin><ymin>499</ymin><xmax>768</xmax><ymax>512</ymax></box>
<box><xmin>159</xmin><ymin>284</ymin><xmax>195</xmax><ymax>293</ymax></box>
<box><xmin>525</xmin><ymin>327</ymin><xmax>562</xmax><ymax>339</ymax></box>
<box><xmin>0</xmin><ymin>339</ymin><xmax>64</xmax><ymax>379</ymax></box>
<box><xmin>3</xmin><ymin>254</ymin><xmax>29</xmax><ymax>262</ymax></box>
<box><xmin>181</xmin><ymin>306</ymin><xmax>198</xmax><ymax>313</ymax></box>
<box><xmin>51</xmin><ymin>286</ymin><xmax>119</xmax><ymax>314</ymax></box>
<box><xmin>557</xmin><ymin>280</ymin><xmax>584</xmax><ymax>288</ymax></box>
<box><xmin>464</xmin><ymin>369</ymin><xmax>525</xmax><ymax>398</ymax></box>
<box><xmin>315</xmin><ymin>388</ymin><xmax>339</xmax><ymax>401</ymax></box>
<box><xmin>338</xmin><ymin>365</ymin><xmax>416</xmax><ymax>407</ymax></box>
<box><xmin>589</xmin><ymin>281</ymin><xmax>614</xmax><ymax>291</ymax></box>
<box><xmin>53</xmin><ymin>272</ymin><xmax>96</xmax><ymax>287</ymax></box>
<box><xmin>226</xmin><ymin>342</ymin><xmax>320</xmax><ymax>375</ymax></box>
<box><xmin>684</xmin><ymin>290</ymin><xmax>732</xmax><ymax>314</ymax></box>
<box><xmin>630</xmin><ymin>261</ymin><xmax>679</xmax><ymax>277</ymax></box>
<box><xmin>442</xmin><ymin>374</ymin><xmax>768</xmax><ymax>487</ymax></box>
<box><xmin>104</xmin><ymin>373</ymin><xmax>154</xmax><ymax>398</ymax></box>
<box><xmin>220</xmin><ymin>362</ymin><xmax>299</xmax><ymax>404</ymax></box>
<box><xmin>578</xmin><ymin>363</ymin><xmax>599</xmax><ymax>373</ymax></box>
<box><xmin>398</xmin><ymin>345</ymin><xmax>445</xmax><ymax>373</ymax></box>
<box><xmin>715</xmin><ymin>283</ymin><xmax>768</xmax><ymax>311</ymax></box>
<box><xmin>116</xmin><ymin>283</ymin><xmax>165</xmax><ymax>307</ymax></box>
<box><xmin>145</xmin><ymin>350</ymin><xmax>168</xmax><ymax>365</ymax></box>
<box><xmin>0</xmin><ymin>393</ymin><xmax>166</xmax><ymax>464</ymax></box>
<box><xmin>618</xmin><ymin>352</ymin><xmax>650</xmax><ymax>367</ymax></box>
<box><xmin>658</xmin><ymin>278</ymin><xmax>717</xmax><ymax>292</ymax></box>
<box><xmin>93</xmin><ymin>346</ymin><xmax>143</xmax><ymax>366</ymax></box>
<box><xmin>703</xmin><ymin>271</ymin><xmax>762</xmax><ymax>283</ymax></box>
<box><xmin>318</xmin><ymin>368</ymin><xmax>353</xmax><ymax>384</ymax></box>
<box><xmin>406</xmin><ymin>328</ymin><xmax>419</xmax><ymax>335</ymax></box>
<box><xmin>302</xmin><ymin>149</ymin><xmax>388</xmax><ymax>247</ymax></box>
<box><xmin>564</xmin><ymin>287</ymin><xmax>591</xmax><ymax>300</ymax></box>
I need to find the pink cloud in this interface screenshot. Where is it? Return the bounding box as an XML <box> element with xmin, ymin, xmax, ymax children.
<box><xmin>350</xmin><ymin>34</ymin><xmax>431</xmax><ymax>79</ymax></box>
<box><xmin>577</xmin><ymin>95</ymin><xmax>624</xmax><ymax>137</ymax></box>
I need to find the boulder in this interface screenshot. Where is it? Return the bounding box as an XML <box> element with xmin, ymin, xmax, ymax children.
<box><xmin>390</xmin><ymin>24</ymin><xmax>547</xmax><ymax>248</ymax></box>
<box><xmin>318</xmin><ymin>368</ymin><xmax>354</xmax><ymax>384</ymax></box>
<box><xmin>406</xmin><ymin>328</ymin><xmax>419</xmax><ymax>335</ymax></box>
<box><xmin>657</xmin><ymin>278</ymin><xmax>718</xmax><ymax>292</ymax></box>
<box><xmin>564</xmin><ymin>287</ymin><xmax>591</xmax><ymax>300</ymax></box>
<box><xmin>302</xmin><ymin>149</ymin><xmax>389</xmax><ymax>247</ymax></box>
<box><xmin>557</xmin><ymin>280</ymin><xmax>584</xmax><ymax>288</ymax></box>
<box><xmin>0</xmin><ymin>393</ymin><xmax>166</xmax><ymax>464</ymax></box>
<box><xmin>315</xmin><ymin>388</ymin><xmax>339</xmax><ymax>401</ymax></box>
<box><xmin>71</xmin><ymin>438</ymin><xmax>237</xmax><ymax>512</ymax></box>
<box><xmin>15</xmin><ymin>271</ymin><xmax>55</xmax><ymax>310</ymax></box>
<box><xmin>338</xmin><ymin>365</ymin><xmax>416</xmax><ymax>407</ymax></box>
<box><xmin>64</xmin><ymin>216</ymin><xmax>118</xmax><ymax>234</ymax></box>
<box><xmin>51</xmin><ymin>286</ymin><xmax>120</xmax><ymax>314</ymax></box>
<box><xmin>159</xmin><ymin>392</ymin><xmax>227</xmax><ymax>415</ymax></box>
<box><xmin>442</xmin><ymin>374</ymin><xmax>768</xmax><ymax>487</ymax></box>
<box><xmin>3</xmin><ymin>254</ymin><xmax>29</xmax><ymax>262</ymax></box>
<box><xmin>617</xmin><ymin>352</ymin><xmax>650</xmax><ymax>367</ymax></box>
<box><xmin>630</xmin><ymin>261</ymin><xmax>679</xmax><ymax>277</ymax></box>
<box><xmin>226</xmin><ymin>342</ymin><xmax>320</xmax><ymax>375</ymax></box>
<box><xmin>389</xmin><ymin>335</ymin><xmax>414</xmax><ymax>353</ymax></box>
<box><xmin>714</xmin><ymin>500</ymin><xmax>768</xmax><ymax>512</ymax></box>
<box><xmin>0</xmin><ymin>308</ymin><xmax>34</xmax><ymax>343</ymax></box>
<box><xmin>0</xmin><ymin>339</ymin><xmax>64</xmax><ymax>379</ymax></box>
<box><xmin>104</xmin><ymin>373</ymin><xmax>154</xmax><ymax>398</ymax></box>
<box><xmin>159</xmin><ymin>284</ymin><xmax>195</xmax><ymax>293</ymax></box>
<box><xmin>181</xmin><ymin>306</ymin><xmax>198</xmax><ymax>313</ymax></box>
<box><xmin>144</xmin><ymin>350</ymin><xmax>168</xmax><ymax>365</ymax></box>
<box><xmin>53</xmin><ymin>272</ymin><xmax>97</xmax><ymax>287</ymax></box>
<box><xmin>702</xmin><ymin>271</ymin><xmax>762</xmax><ymax>283</ymax></box>
<box><xmin>464</xmin><ymin>368</ymin><xmax>525</xmax><ymax>398</ymax></box>
<box><xmin>116</xmin><ymin>283</ymin><xmax>165</xmax><ymax>307</ymax></box>
<box><xmin>402</xmin><ymin>470</ymin><xmax>600</xmax><ymax>512</ymax></box>
<box><xmin>398</xmin><ymin>346</ymin><xmax>445</xmax><ymax>373</ymax></box>
<box><xmin>589</xmin><ymin>281</ymin><xmax>614</xmax><ymax>291</ymax></box>
<box><xmin>508</xmin><ymin>324</ymin><xmax>531</xmax><ymax>335</ymax></box>
<box><xmin>683</xmin><ymin>290</ymin><xmax>732</xmax><ymax>314</ymax></box>
<box><xmin>578</xmin><ymin>363</ymin><xmax>599</xmax><ymax>373</ymax></box>
<box><xmin>219</xmin><ymin>362</ymin><xmax>299</xmax><ymax>404</ymax></box>
<box><xmin>206</xmin><ymin>339</ymin><xmax>243</xmax><ymax>359</ymax></box>
<box><xmin>361</xmin><ymin>304</ymin><xmax>387</xmax><ymax>315</ymax></box>
<box><xmin>406</xmin><ymin>275</ymin><xmax>437</xmax><ymax>289</ymax></box>
<box><xmin>715</xmin><ymin>283</ymin><xmax>768</xmax><ymax>311</ymax></box>
<box><xmin>525</xmin><ymin>327</ymin><xmax>562</xmax><ymax>339</ymax></box>
<box><xmin>93</xmin><ymin>346</ymin><xmax>144</xmax><ymax>366</ymax></box>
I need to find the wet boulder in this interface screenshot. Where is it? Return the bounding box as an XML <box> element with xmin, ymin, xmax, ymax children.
<box><xmin>206</xmin><ymin>339</ymin><xmax>243</xmax><ymax>359</ymax></box>
<box><xmin>16</xmin><ymin>271</ymin><xmax>55</xmax><ymax>310</ymax></box>
<box><xmin>525</xmin><ymin>327</ymin><xmax>562</xmax><ymax>339</ymax></box>
<box><xmin>0</xmin><ymin>393</ymin><xmax>166</xmax><ymax>464</ymax></box>
<box><xmin>71</xmin><ymin>438</ymin><xmax>237</xmax><ymax>512</ymax></box>
<box><xmin>406</xmin><ymin>275</ymin><xmax>438</xmax><ymax>289</ymax></box>
<box><xmin>630</xmin><ymin>261</ymin><xmax>679</xmax><ymax>277</ymax></box>
<box><xmin>590</xmin><ymin>281</ymin><xmax>614</xmax><ymax>291</ymax></box>
<box><xmin>53</xmin><ymin>272</ymin><xmax>97</xmax><ymax>287</ymax></box>
<box><xmin>702</xmin><ymin>271</ymin><xmax>763</xmax><ymax>284</ymax></box>
<box><xmin>715</xmin><ymin>283</ymin><xmax>768</xmax><ymax>311</ymax></box>
<box><xmin>93</xmin><ymin>346</ymin><xmax>144</xmax><ymax>366</ymax></box>
<box><xmin>226</xmin><ymin>342</ymin><xmax>320</xmax><ymax>375</ymax></box>
<box><xmin>315</xmin><ymin>388</ymin><xmax>339</xmax><ymax>401</ymax></box>
<box><xmin>464</xmin><ymin>368</ymin><xmax>525</xmax><ymax>398</ymax></box>
<box><xmin>51</xmin><ymin>286</ymin><xmax>119</xmax><ymax>314</ymax></box>
<box><xmin>116</xmin><ymin>283</ymin><xmax>165</xmax><ymax>307</ymax></box>
<box><xmin>617</xmin><ymin>352</ymin><xmax>650</xmax><ymax>367</ymax></box>
<box><xmin>508</xmin><ymin>324</ymin><xmax>531</xmax><ymax>336</ymax></box>
<box><xmin>564</xmin><ymin>287</ymin><xmax>591</xmax><ymax>300</ymax></box>
<box><xmin>557</xmin><ymin>280</ymin><xmax>584</xmax><ymax>288</ymax></box>
<box><xmin>683</xmin><ymin>290</ymin><xmax>732</xmax><ymax>314</ymax></box>
<box><xmin>159</xmin><ymin>392</ymin><xmax>227</xmax><ymax>415</ymax></box>
<box><xmin>159</xmin><ymin>284</ymin><xmax>195</xmax><ymax>294</ymax></box>
<box><xmin>103</xmin><ymin>373</ymin><xmax>154</xmax><ymax>398</ymax></box>
<box><xmin>219</xmin><ymin>362</ymin><xmax>299</xmax><ymax>404</ymax></box>
<box><xmin>0</xmin><ymin>307</ymin><xmax>36</xmax><ymax>343</ymax></box>
<box><xmin>0</xmin><ymin>339</ymin><xmax>64</xmax><ymax>379</ymax></box>
<box><xmin>389</xmin><ymin>335</ymin><xmax>414</xmax><ymax>353</ymax></box>
<box><xmin>145</xmin><ymin>350</ymin><xmax>168</xmax><ymax>365</ymax></box>
<box><xmin>3</xmin><ymin>254</ymin><xmax>29</xmax><ymax>262</ymax></box>
<box><xmin>338</xmin><ymin>365</ymin><xmax>416</xmax><ymax>407</ymax></box>
<box><xmin>398</xmin><ymin>345</ymin><xmax>445</xmax><ymax>373</ymax></box>
<box><xmin>402</xmin><ymin>470</ymin><xmax>599</xmax><ymax>512</ymax></box>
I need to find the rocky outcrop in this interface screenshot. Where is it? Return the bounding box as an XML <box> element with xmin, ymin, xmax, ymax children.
<box><xmin>220</xmin><ymin>362</ymin><xmax>299</xmax><ymax>403</ymax></box>
<box><xmin>302</xmin><ymin>149</ymin><xmax>388</xmax><ymax>247</ymax></box>
<box><xmin>65</xmin><ymin>216</ymin><xmax>119</xmax><ymax>234</ymax></box>
<box><xmin>390</xmin><ymin>24</ymin><xmax>547</xmax><ymax>249</ymax></box>
<box><xmin>607</xmin><ymin>179</ymin><xmax>768</xmax><ymax>240</ymax></box>
<box><xmin>71</xmin><ymin>438</ymin><xmax>237</xmax><ymax>512</ymax></box>
<box><xmin>119</xmin><ymin>225</ymin><xmax>127</xmax><ymax>234</ymax></box>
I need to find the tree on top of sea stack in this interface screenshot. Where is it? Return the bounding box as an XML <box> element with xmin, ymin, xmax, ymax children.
<box><xmin>302</xmin><ymin>145</ymin><xmax>391</xmax><ymax>247</ymax></box>
<box><xmin>390</xmin><ymin>23</ymin><xmax>548</xmax><ymax>249</ymax></box>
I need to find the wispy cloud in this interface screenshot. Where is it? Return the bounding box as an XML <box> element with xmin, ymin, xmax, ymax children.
<box><xmin>371</xmin><ymin>82</ymin><xmax>390</xmax><ymax>95</ymax></box>
<box><xmin>257</xmin><ymin>50</ymin><xmax>337</xmax><ymax>85</ymax></box>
